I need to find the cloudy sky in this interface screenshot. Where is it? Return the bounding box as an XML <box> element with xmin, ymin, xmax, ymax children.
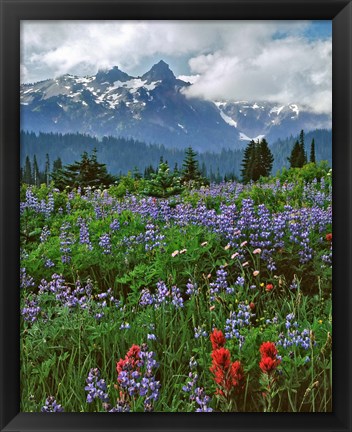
<box><xmin>21</xmin><ymin>20</ymin><xmax>332</xmax><ymax>114</ymax></box>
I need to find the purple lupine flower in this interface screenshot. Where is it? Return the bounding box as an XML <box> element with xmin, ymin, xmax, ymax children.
<box><xmin>209</xmin><ymin>266</ymin><xmax>232</xmax><ymax>300</ymax></box>
<box><xmin>99</xmin><ymin>233</ymin><xmax>111</xmax><ymax>255</ymax></box>
<box><xmin>155</xmin><ymin>281</ymin><xmax>169</xmax><ymax>307</ymax></box>
<box><xmin>139</xmin><ymin>288</ymin><xmax>154</xmax><ymax>306</ymax></box>
<box><xmin>110</xmin><ymin>219</ymin><xmax>120</xmax><ymax>231</ymax></box>
<box><xmin>186</xmin><ymin>280</ymin><xmax>198</xmax><ymax>296</ymax></box>
<box><xmin>85</xmin><ymin>368</ymin><xmax>109</xmax><ymax>403</ymax></box>
<box><xmin>194</xmin><ymin>387</ymin><xmax>213</xmax><ymax>412</ymax></box>
<box><xmin>59</xmin><ymin>222</ymin><xmax>73</xmax><ymax>264</ymax></box>
<box><xmin>78</xmin><ymin>218</ymin><xmax>93</xmax><ymax>251</ymax></box>
<box><xmin>144</xmin><ymin>222</ymin><xmax>165</xmax><ymax>252</ymax></box>
<box><xmin>182</xmin><ymin>357</ymin><xmax>212</xmax><ymax>412</ymax></box>
<box><xmin>41</xmin><ymin>396</ymin><xmax>64</xmax><ymax>412</ymax></box>
<box><xmin>44</xmin><ymin>258</ymin><xmax>55</xmax><ymax>268</ymax></box>
<box><xmin>40</xmin><ymin>226</ymin><xmax>51</xmax><ymax>243</ymax></box>
<box><xmin>194</xmin><ymin>326</ymin><xmax>208</xmax><ymax>339</ymax></box>
<box><xmin>21</xmin><ymin>296</ymin><xmax>41</xmax><ymax>322</ymax></box>
<box><xmin>20</xmin><ymin>267</ymin><xmax>35</xmax><ymax>290</ymax></box>
<box><xmin>224</xmin><ymin>302</ymin><xmax>253</xmax><ymax>347</ymax></box>
<box><xmin>108</xmin><ymin>401</ymin><xmax>131</xmax><ymax>412</ymax></box>
<box><xmin>277</xmin><ymin>321</ymin><xmax>315</xmax><ymax>351</ymax></box>
<box><xmin>171</xmin><ymin>286</ymin><xmax>184</xmax><ymax>308</ymax></box>
<box><xmin>183</xmin><ymin>371</ymin><xmax>198</xmax><ymax>393</ymax></box>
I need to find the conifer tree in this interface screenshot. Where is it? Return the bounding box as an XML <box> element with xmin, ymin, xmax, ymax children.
<box><xmin>297</xmin><ymin>129</ymin><xmax>307</xmax><ymax>167</ymax></box>
<box><xmin>173</xmin><ymin>162</ymin><xmax>179</xmax><ymax>176</ymax></box>
<box><xmin>241</xmin><ymin>138</ymin><xmax>274</xmax><ymax>182</ymax></box>
<box><xmin>45</xmin><ymin>153</ymin><xmax>50</xmax><ymax>186</ymax></box>
<box><xmin>258</xmin><ymin>138</ymin><xmax>274</xmax><ymax>178</ymax></box>
<box><xmin>181</xmin><ymin>147</ymin><xmax>204</xmax><ymax>184</ymax></box>
<box><xmin>241</xmin><ymin>140</ymin><xmax>257</xmax><ymax>183</ymax></box>
<box><xmin>23</xmin><ymin>156</ymin><xmax>33</xmax><ymax>184</ymax></box>
<box><xmin>310</xmin><ymin>138</ymin><xmax>316</xmax><ymax>163</ymax></box>
<box><xmin>51</xmin><ymin>149</ymin><xmax>116</xmax><ymax>190</ymax></box>
<box><xmin>288</xmin><ymin>140</ymin><xmax>304</xmax><ymax>168</ymax></box>
<box><xmin>144</xmin><ymin>161</ymin><xmax>183</xmax><ymax>198</ymax></box>
<box><xmin>144</xmin><ymin>165</ymin><xmax>156</xmax><ymax>180</ymax></box>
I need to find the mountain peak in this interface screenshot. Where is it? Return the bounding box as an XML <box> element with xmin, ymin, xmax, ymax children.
<box><xmin>95</xmin><ymin>66</ymin><xmax>132</xmax><ymax>84</ymax></box>
<box><xmin>142</xmin><ymin>60</ymin><xmax>176</xmax><ymax>83</ymax></box>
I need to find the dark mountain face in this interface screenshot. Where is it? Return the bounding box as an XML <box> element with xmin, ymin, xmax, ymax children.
<box><xmin>20</xmin><ymin>61</ymin><xmax>331</xmax><ymax>152</ymax></box>
<box><xmin>141</xmin><ymin>60</ymin><xmax>176</xmax><ymax>83</ymax></box>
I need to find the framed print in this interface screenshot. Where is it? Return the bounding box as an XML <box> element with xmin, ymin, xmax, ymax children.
<box><xmin>0</xmin><ymin>0</ymin><xmax>351</xmax><ymax>431</ymax></box>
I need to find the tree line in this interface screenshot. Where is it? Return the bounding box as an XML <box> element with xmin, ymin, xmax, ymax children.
<box><xmin>21</xmin><ymin>130</ymin><xmax>320</xmax><ymax>194</ymax></box>
<box><xmin>20</xmin><ymin>129</ymin><xmax>331</xmax><ymax>183</ymax></box>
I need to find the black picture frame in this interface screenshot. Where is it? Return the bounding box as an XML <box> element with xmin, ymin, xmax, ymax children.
<box><xmin>1</xmin><ymin>1</ymin><xmax>351</xmax><ymax>431</ymax></box>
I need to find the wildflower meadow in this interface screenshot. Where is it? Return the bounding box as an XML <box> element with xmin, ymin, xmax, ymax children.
<box><xmin>20</xmin><ymin>163</ymin><xmax>332</xmax><ymax>413</ymax></box>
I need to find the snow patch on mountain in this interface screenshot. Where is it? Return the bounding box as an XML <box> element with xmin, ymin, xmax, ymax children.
<box><xmin>239</xmin><ymin>132</ymin><xmax>265</xmax><ymax>141</ymax></box>
<box><xmin>270</xmin><ymin>106</ymin><xmax>285</xmax><ymax>115</ymax></box>
<box><xmin>112</xmin><ymin>78</ymin><xmax>160</xmax><ymax>93</ymax></box>
<box><xmin>219</xmin><ymin>110</ymin><xmax>237</xmax><ymax>128</ymax></box>
<box><xmin>289</xmin><ymin>104</ymin><xmax>299</xmax><ymax>116</ymax></box>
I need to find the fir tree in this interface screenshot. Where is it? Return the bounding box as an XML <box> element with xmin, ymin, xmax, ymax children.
<box><xmin>23</xmin><ymin>156</ymin><xmax>33</xmax><ymax>184</ymax></box>
<box><xmin>258</xmin><ymin>138</ymin><xmax>274</xmax><ymax>178</ymax></box>
<box><xmin>45</xmin><ymin>153</ymin><xmax>50</xmax><ymax>186</ymax></box>
<box><xmin>310</xmin><ymin>138</ymin><xmax>316</xmax><ymax>163</ymax></box>
<box><xmin>181</xmin><ymin>147</ymin><xmax>204</xmax><ymax>185</ymax></box>
<box><xmin>241</xmin><ymin>140</ymin><xmax>257</xmax><ymax>183</ymax></box>
<box><xmin>144</xmin><ymin>165</ymin><xmax>156</xmax><ymax>180</ymax></box>
<box><xmin>241</xmin><ymin>139</ymin><xmax>274</xmax><ymax>182</ymax></box>
<box><xmin>173</xmin><ymin>162</ymin><xmax>179</xmax><ymax>176</ymax></box>
<box><xmin>288</xmin><ymin>140</ymin><xmax>303</xmax><ymax>168</ymax></box>
<box><xmin>51</xmin><ymin>149</ymin><xmax>116</xmax><ymax>190</ymax></box>
<box><xmin>297</xmin><ymin>129</ymin><xmax>307</xmax><ymax>167</ymax></box>
<box><xmin>144</xmin><ymin>161</ymin><xmax>183</xmax><ymax>198</ymax></box>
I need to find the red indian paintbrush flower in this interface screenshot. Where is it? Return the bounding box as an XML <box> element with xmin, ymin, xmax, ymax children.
<box><xmin>326</xmin><ymin>233</ymin><xmax>332</xmax><ymax>242</ymax></box>
<box><xmin>210</xmin><ymin>328</ymin><xmax>226</xmax><ymax>350</ymax></box>
<box><xmin>210</xmin><ymin>347</ymin><xmax>232</xmax><ymax>390</ymax></box>
<box><xmin>126</xmin><ymin>344</ymin><xmax>141</xmax><ymax>359</ymax></box>
<box><xmin>230</xmin><ymin>360</ymin><xmax>245</xmax><ymax>388</ymax></box>
<box><xmin>259</xmin><ymin>341</ymin><xmax>280</xmax><ymax>374</ymax></box>
<box><xmin>211</xmin><ymin>347</ymin><xmax>231</xmax><ymax>369</ymax></box>
<box><xmin>259</xmin><ymin>356</ymin><xmax>280</xmax><ymax>373</ymax></box>
<box><xmin>210</xmin><ymin>347</ymin><xmax>245</xmax><ymax>393</ymax></box>
<box><xmin>259</xmin><ymin>341</ymin><xmax>278</xmax><ymax>359</ymax></box>
<box><xmin>116</xmin><ymin>344</ymin><xmax>141</xmax><ymax>374</ymax></box>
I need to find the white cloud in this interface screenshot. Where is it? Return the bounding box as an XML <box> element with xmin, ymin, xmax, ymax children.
<box><xmin>184</xmin><ymin>36</ymin><xmax>332</xmax><ymax>115</ymax></box>
<box><xmin>20</xmin><ymin>20</ymin><xmax>331</xmax><ymax>114</ymax></box>
<box><xmin>177</xmin><ymin>74</ymin><xmax>200</xmax><ymax>84</ymax></box>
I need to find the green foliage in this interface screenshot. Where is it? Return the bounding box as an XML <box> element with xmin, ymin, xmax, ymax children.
<box><xmin>278</xmin><ymin>161</ymin><xmax>331</xmax><ymax>185</ymax></box>
<box><xmin>241</xmin><ymin>139</ymin><xmax>274</xmax><ymax>183</ymax></box>
<box><xmin>51</xmin><ymin>149</ymin><xmax>117</xmax><ymax>190</ymax></box>
<box><xmin>310</xmin><ymin>139</ymin><xmax>316</xmax><ymax>164</ymax></box>
<box><xmin>288</xmin><ymin>130</ymin><xmax>308</xmax><ymax>168</ymax></box>
<box><xmin>144</xmin><ymin>161</ymin><xmax>184</xmax><ymax>198</ymax></box>
<box><xmin>181</xmin><ymin>147</ymin><xmax>208</xmax><ymax>187</ymax></box>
